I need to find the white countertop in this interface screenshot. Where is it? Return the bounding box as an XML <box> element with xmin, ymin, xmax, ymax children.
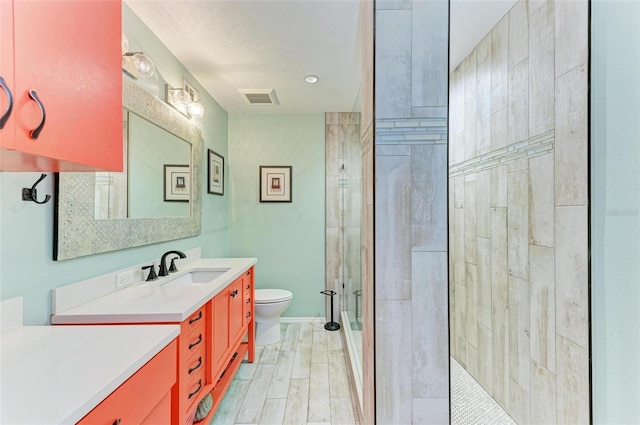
<box><xmin>51</xmin><ymin>258</ymin><xmax>257</xmax><ymax>324</ymax></box>
<box><xmin>0</xmin><ymin>324</ymin><xmax>179</xmax><ymax>424</ymax></box>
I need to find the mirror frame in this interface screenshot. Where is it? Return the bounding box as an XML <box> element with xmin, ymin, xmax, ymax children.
<box><xmin>54</xmin><ymin>78</ymin><xmax>203</xmax><ymax>261</ymax></box>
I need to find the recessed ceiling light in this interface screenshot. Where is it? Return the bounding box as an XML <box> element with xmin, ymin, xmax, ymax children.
<box><xmin>304</xmin><ymin>75</ymin><xmax>319</xmax><ymax>84</ymax></box>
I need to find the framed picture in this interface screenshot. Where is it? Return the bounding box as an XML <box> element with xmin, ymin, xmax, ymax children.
<box><xmin>260</xmin><ymin>166</ymin><xmax>292</xmax><ymax>202</ymax></box>
<box><xmin>207</xmin><ymin>149</ymin><xmax>224</xmax><ymax>195</ymax></box>
<box><xmin>163</xmin><ymin>164</ymin><xmax>190</xmax><ymax>202</ymax></box>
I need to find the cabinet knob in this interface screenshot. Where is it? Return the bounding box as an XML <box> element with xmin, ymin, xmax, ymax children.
<box><xmin>0</xmin><ymin>76</ymin><xmax>13</xmax><ymax>129</ymax></box>
<box><xmin>112</xmin><ymin>419</ymin><xmax>121</xmax><ymax>425</ymax></box>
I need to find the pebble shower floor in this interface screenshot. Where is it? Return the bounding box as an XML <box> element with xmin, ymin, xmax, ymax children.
<box><xmin>451</xmin><ymin>358</ymin><xmax>517</xmax><ymax>425</ymax></box>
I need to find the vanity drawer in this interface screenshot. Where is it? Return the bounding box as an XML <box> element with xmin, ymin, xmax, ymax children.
<box><xmin>77</xmin><ymin>339</ymin><xmax>177</xmax><ymax>425</ymax></box>
<box><xmin>242</xmin><ymin>267</ymin><xmax>254</xmax><ymax>327</ymax></box>
<box><xmin>183</xmin><ymin>366</ymin><xmax>206</xmax><ymax>415</ymax></box>
<box><xmin>183</xmin><ymin>308</ymin><xmax>206</xmax><ymax>336</ymax></box>
<box><xmin>185</xmin><ymin>350</ymin><xmax>205</xmax><ymax>379</ymax></box>
<box><xmin>181</xmin><ymin>330</ymin><xmax>205</xmax><ymax>359</ymax></box>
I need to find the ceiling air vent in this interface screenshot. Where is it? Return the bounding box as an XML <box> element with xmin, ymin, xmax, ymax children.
<box><xmin>239</xmin><ymin>89</ymin><xmax>280</xmax><ymax>105</ymax></box>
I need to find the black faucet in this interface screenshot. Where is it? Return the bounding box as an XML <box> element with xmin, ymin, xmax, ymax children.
<box><xmin>142</xmin><ymin>264</ymin><xmax>158</xmax><ymax>281</ymax></box>
<box><xmin>159</xmin><ymin>250</ymin><xmax>186</xmax><ymax>276</ymax></box>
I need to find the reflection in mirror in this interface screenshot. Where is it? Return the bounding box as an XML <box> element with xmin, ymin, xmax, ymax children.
<box><xmin>95</xmin><ymin>111</ymin><xmax>129</xmax><ymax>219</ymax></box>
<box><xmin>54</xmin><ymin>78</ymin><xmax>202</xmax><ymax>261</ymax></box>
<box><xmin>95</xmin><ymin>110</ymin><xmax>191</xmax><ymax>219</ymax></box>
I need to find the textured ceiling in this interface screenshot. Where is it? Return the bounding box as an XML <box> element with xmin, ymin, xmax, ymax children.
<box><xmin>126</xmin><ymin>0</ymin><xmax>362</xmax><ymax>114</ymax></box>
<box><xmin>127</xmin><ymin>0</ymin><xmax>516</xmax><ymax>114</ymax></box>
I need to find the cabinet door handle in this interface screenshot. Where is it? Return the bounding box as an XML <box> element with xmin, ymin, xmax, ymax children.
<box><xmin>112</xmin><ymin>419</ymin><xmax>121</xmax><ymax>425</ymax></box>
<box><xmin>246</xmin><ymin>312</ymin><xmax>251</xmax><ymax>318</ymax></box>
<box><xmin>246</xmin><ymin>298</ymin><xmax>251</xmax><ymax>304</ymax></box>
<box><xmin>246</xmin><ymin>284</ymin><xmax>251</xmax><ymax>290</ymax></box>
<box><xmin>245</xmin><ymin>270</ymin><xmax>250</xmax><ymax>276</ymax></box>
<box><xmin>28</xmin><ymin>90</ymin><xmax>46</xmax><ymax>139</ymax></box>
<box><xmin>188</xmin><ymin>356</ymin><xmax>202</xmax><ymax>374</ymax></box>
<box><xmin>189</xmin><ymin>310</ymin><xmax>203</xmax><ymax>324</ymax></box>
<box><xmin>0</xmin><ymin>76</ymin><xmax>13</xmax><ymax>129</ymax></box>
<box><xmin>188</xmin><ymin>379</ymin><xmax>202</xmax><ymax>399</ymax></box>
<box><xmin>189</xmin><ymin>334</ymin><xmax>203</xmax><ymax>350</ymax></box>
<box><xmin>230</xmin><ymin>289</ymin><xmax>238</xmax><ymax>298</ymax></box>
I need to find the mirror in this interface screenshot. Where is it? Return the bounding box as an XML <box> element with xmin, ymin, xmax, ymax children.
<box><xmin>54</xmin><ymin>78</ymin><xmax>203</xmax><ymax>261</ymax></box>
<box><xmin>95</xmin><ymin>110</ymin><xmax>191</xmax><ymax>219</ymax></box>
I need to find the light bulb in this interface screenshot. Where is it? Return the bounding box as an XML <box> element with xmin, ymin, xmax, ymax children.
<box><xmin>132</xmin><ymin>53</ymin><xmax>155</xmax><ymax>78</ymax></box>
<box><xmin>188</xmin><ymin>102</ymin><xmax>204</xmax><ymax>117</ymax></box>
<box><xmin>173</xmin><ymin>89</ymin><xmax>191</xmax><ymax>106</ymax></box>
<box><xmin>121</xmin><ymin>34</ymin><xmax>129</xmax><ymax>55</ymax></box>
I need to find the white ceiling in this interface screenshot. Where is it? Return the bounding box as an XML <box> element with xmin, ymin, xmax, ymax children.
<box><xmin>127</xmin><ymin>0</ymin><xmax>516</xmax><ymax>114</ymax></box>
<box><xmin>126</xmin><ymin>0</ymin><xmax>362</xmax><ymax>114</ymax></box>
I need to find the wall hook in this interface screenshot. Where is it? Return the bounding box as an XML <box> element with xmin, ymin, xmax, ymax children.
<box><xmin>22</xmin><ymin>173</ymin><xmax>51</xmax><ymax>205</ymax></box>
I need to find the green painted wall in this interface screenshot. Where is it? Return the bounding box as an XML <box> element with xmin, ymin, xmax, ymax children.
<box><xmin>228</xmin><ymin>114</ymin><xmax>326</xmax><ymax>318</ymax></box>
<box><xmin>0</xmin><ymin>5</ymin><xmax>229</xmax><ymax>325</ymax></box>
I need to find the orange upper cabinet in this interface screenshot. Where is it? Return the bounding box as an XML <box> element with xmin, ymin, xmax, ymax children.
<box><xmin>0</xmin><ymin>0</ymin><xmax>123</xmax><ymax>172</ymax></box>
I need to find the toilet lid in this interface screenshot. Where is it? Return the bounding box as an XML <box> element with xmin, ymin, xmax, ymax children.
<box><xmin>255</xmin><ymin>289</ymin><xmax>293</xmax><ymax>303</ymax></box>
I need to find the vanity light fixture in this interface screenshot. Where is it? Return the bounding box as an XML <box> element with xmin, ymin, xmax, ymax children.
<box><xmin>165</xmin><ymin>81</ymin><xmax>205</xmax><ymax>119</ymax></box>
<box><xmin>121</xmin><ymin>33</ymin><xmax>129</xmax><ymax>55</ymax></box>
<box><xmin>304</xmin><ymin>74</ymin><xmax>319</xmax><ymax>84</ymax></box>
<box><xmin>121</xmin><ymin>33</ymin><xmax>155</xmax><ymax>79</ymax></box>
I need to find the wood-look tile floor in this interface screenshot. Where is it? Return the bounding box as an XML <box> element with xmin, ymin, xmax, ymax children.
<box><xmin>210</xmin><ymin>321</ymin><xmax>359</xmax><ymax>425</ymax></box>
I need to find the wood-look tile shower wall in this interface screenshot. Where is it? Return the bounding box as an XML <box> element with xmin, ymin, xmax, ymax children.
<box><xmin>325</xmin><ymin>112</ymin><xmax>362</xmax><ymax>324</ymax></box>
<box><xmin>374</xmin><ymin>0</ymin><xmax>450</xmax><ymax>423</ymax></box>
<box><xmin>448</xmin><ymin>1</ymin><xmax>589</xmax><ymax>424</ymax></box>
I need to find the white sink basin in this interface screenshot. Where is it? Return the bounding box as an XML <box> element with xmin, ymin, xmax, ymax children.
<box><xmin>162</xmin><ymin>269</ymin><xmax>230</xmax><ymax>286</ymax></box>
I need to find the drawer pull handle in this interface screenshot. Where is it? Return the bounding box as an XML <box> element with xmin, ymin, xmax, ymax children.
<box><xmin>246</xmin><ymin>284</ymin><xmax>251</xmax><ymax>290</ymax></box>
<box><xmin>188</xmin><ymin>356</ymin><xmax>202</xmax><ymax>374</ymax></box>
<box><xmin>188</xmin><ymin>379</ymin><xmax>202</xmax><ymax>399</ymax></box>
<box><xmin>189</xmin><ymin>310</ymin><xmax>203</xmax><ymax>324</ymax></box>
<box><xmin>112</xmin><ymin>419</ymin><xmax>121</xmax><ymax>425</ymax></box>
<box><xmin>246</xmin><ymin>312</ymin><xmax>251</xmax><ymax>318</ymax></box>
<box><xmin>28</xmin><ymin>90</ymin><xmax>46</xmax><ymax>139</ymax></box>
<box><xmin>189</xmin><ymin>334</ymin><xmax>203</xmax><ymax>350</ymax></box>
<box><xmin>246</xmin><ymin>298</ymin><xmax>251</xmax><ymax>304</ymax></box>
<box><xmin>245</xmin><ymin>270</ymin><xmax>250</xmax><ymax>276</ymax></box>
<box><xmin>0</xmin><ymin>76</ymin><xmax>13</xmax><ymax>129</ymax></box>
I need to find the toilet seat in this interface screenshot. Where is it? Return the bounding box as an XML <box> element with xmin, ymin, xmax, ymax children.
<box><xmin>255</xmin><ymin>289</ymin><xmax>293</xmax><ymax>304</ymax></box>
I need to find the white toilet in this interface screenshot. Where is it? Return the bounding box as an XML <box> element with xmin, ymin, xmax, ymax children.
<box><xmin>254</xmin><ymin>289</ymin><xmax>293</xmax><ymax>345</ymax></box>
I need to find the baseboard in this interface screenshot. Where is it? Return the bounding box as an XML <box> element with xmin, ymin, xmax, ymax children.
<box><xmin>280</xmin><ymin>316</ymin><xmax>326</xmax><ymax>324</ymax></box>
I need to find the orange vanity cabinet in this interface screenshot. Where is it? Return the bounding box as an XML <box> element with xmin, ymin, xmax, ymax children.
<box><xmin>0</xmin><ymin>0</ymin><xmax>122</xmax><ymax>171</ymax></box>
<box><xmin>209</xmin><ymin>266</ymin><xmax>255</xmax><ymax>383</ymax></box>
<box><xmin>61</xmin><ymin>266</ymin><xmax>256</xmax><ymax>425</ymax></box>
<box><xmin>77</xmin><ymin>338</ymin><xmax>178</xmax><ymax>425</ymax></box>
<box><xmin>174</xmin><ymin>306</ymin><xmax>210</xmax><ymax>425</ymax></box>
<box><xmin>202</xmin><ymin>266</ymin><xmax>256</xmax><ymax>423</ymax></box>
<box><xmin>174</xmin><ymin>266</ymin><xmax>256</xmax><ymax>425</ymax></box>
